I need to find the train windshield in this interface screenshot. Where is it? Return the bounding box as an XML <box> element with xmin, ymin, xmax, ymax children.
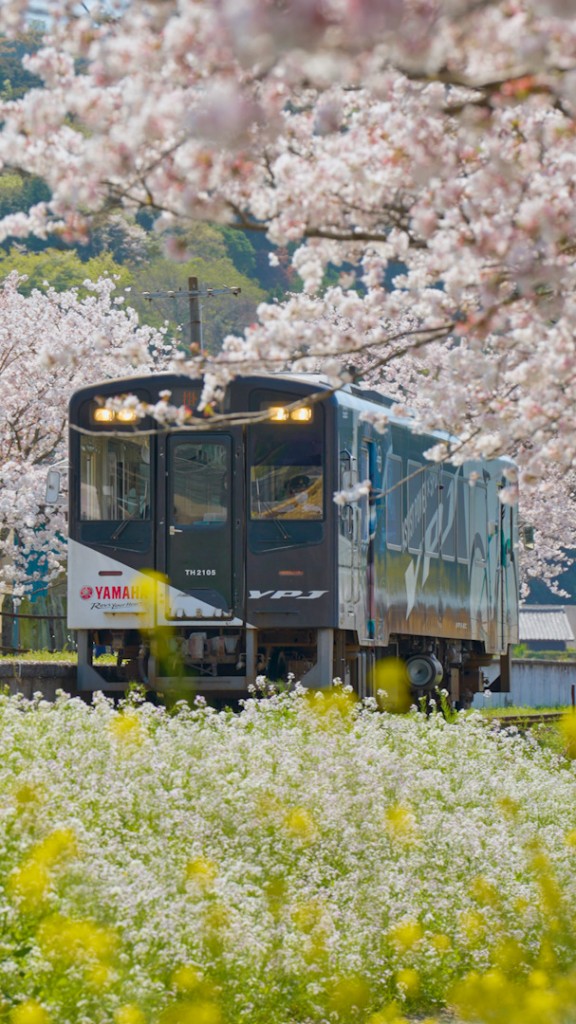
<box><xmin>250</xmin><ymin>425</ymin><xmax>324</xmax><ymax>521</ymax></box>
<box><xmin>80</xmin><ymin>435</ymin><xmax>150</xmax><ymax>521</ymax></box>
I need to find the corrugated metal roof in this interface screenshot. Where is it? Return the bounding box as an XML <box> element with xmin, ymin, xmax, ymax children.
<box><xmin>519</xmin><ymin>606</ymin><xmax>576</xmax><ymax>642</ymax></box>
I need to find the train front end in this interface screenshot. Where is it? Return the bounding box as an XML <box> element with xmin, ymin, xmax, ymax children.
<box><xmin>68</xmin><ymin>374</ymin><xmax>337</xmax><ymax>698</ymax></box>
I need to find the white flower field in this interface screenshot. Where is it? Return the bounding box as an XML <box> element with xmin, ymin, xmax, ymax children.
<box><xmin>2</xmin><ymin>687</ymin><xmax>576</xmax><ymax>1024</ymax></box>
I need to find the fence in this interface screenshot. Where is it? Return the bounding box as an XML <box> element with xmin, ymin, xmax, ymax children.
<box><xmin>1</xmin><ymin>583</ymin><xmax>70</xmax><ymax>653</ymax></box>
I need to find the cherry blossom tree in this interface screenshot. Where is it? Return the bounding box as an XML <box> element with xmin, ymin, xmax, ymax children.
<box><xmin>0</xmin><ymin>0</ymin><xmax>575</xmax><ymax>589</ymax></box>
<box><xmin>0</xmin><ymin>271</ymin><xmax>173</xmax><ymax>597</ymax></box>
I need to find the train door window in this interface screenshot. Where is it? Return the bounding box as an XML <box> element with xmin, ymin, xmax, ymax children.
<box><xmin>359</xmin><ymin>443</ymin><xmax>370</xmax><ymax>545</ymax></box>
<box><xmin>171</xmin><ymin>440</ymin><xmax>229</xmax><ymax>524</ymax></box>
<box><xmin>424</xmin><ymin>466</ymin><xmax>440</xmax><ymax>557</ymax></box>
<box><xmin>440</xmin><ymin>470</ymin><xmax>456</xmax><ymax>561</ymax></box>
<box><xmin>472</xmin><ymin>483</ymin><xmax>488</xmax><ymax>565</ymax></box>
<box><xmin>385</xmin><ymin>455</ymin><xmax>403</xmax><ymax>550</ymax></box>
<box><xmin>407</xmin><ymin>460</ymin><xmax>423</xmax><ymax>554</ymax></box>
<box><xmin>456</xmin><ymin>476</ymin><xmax>469</xmax><ymax>563</ymax></box>
<box><xmin>80</xmin><ymin>434</ymin><xmax>150</xmax><ymax>522</ymax></box>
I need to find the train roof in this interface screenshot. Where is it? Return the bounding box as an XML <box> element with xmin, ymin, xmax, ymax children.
<box><xmin>68</xmin><ymin>370</ymin><xmax>515</xmax><ymax>470</ymax></box>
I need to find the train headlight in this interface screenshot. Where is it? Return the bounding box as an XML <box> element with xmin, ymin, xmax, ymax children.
<box><xmin>290</xmin><ymin>407</ymin><xmax>313</xmax><ymax>422</ymax></box>
<box><xmin>92</xmin><ymin>406</ymin><xmax>139</xmax><ymax>424</ymax></box>
<box><xmin>266</xmin><ymin>405</ymin><xmax>312</xmax><ymax>423</ymax></box>
<box><xmin>93</xmin><ymin>407</ymin><xmax>115</xmax><ymax>423</ymax></box>
<box><xmin>116</xmin><ymin>408</ymin><xmax>139</xmax><ymax>424</ymax></box>
<box><xmin>268</xmin><ymin>406</ymin><xmax>290</xmax><ymax>422</ymax></box>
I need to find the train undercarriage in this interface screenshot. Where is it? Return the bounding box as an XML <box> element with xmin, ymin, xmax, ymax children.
<box><xmin>76</xmin><ymin>624</ymin><xmax>508</xmax><ymax>708</ymax></box>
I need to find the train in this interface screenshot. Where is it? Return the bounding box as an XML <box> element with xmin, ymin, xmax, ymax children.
<box><xmin>68</xmin><ymin>372</ymin><xmax>519</xmax><ymax>704</ymax></box>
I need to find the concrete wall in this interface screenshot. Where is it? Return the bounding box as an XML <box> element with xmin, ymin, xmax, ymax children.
<box><xmin>0</xmin><ymin>662</ymin><xmax>77</xmax><ymax>701</ymax></box>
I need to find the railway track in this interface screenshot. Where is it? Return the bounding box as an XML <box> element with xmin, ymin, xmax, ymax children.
<box><xmin>488</xmin><ymin>710</ymin><xmax>567</xmax><ymax>729</ymax></box>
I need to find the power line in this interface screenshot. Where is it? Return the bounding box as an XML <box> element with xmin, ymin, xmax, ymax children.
<box><xmin>139</xmin><ymin>276</ymin><xmax>242</xmax><ymax>354</ymax></box>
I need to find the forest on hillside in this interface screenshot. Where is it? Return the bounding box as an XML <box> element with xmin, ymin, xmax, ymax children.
<box><xmin>0</xmin><ymin>33</ymin><xmax>295</xmax><ymax>355</ymax></box>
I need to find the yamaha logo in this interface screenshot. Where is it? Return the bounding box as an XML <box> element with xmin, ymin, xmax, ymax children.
<box><xmin>80</xmin><ymin>586</ymin><xmax>93</xmax><ymax>600</ymax></box>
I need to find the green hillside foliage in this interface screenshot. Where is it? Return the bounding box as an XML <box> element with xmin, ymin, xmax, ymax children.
<box><xmin>0</xmin><ymin>247</ymin><xmax>133</xmax><ymax>296</ymax></box>
<box><xmin>0</xmin><ymin>38</ymin><xmax>290</xmax><ymax>355</ymax></box>
<box><xmin>0</xmin><ymin>31</ymin><xmax>43</xmax><ymax>99</ymax></box>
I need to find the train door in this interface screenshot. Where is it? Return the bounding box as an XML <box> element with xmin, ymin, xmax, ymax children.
<box><xmin>162</xmin><ymin>432</ymin><xmax>243</xmax><ymax>619</ymax></box>
<box><xmin>498</xmin><ymin>498</ymin><xmax>518</xmax><ymax>651</ymax></box>
<box><xmin>359</xmin><ymin>440</ymin><xmax>378</xmax><ymax>640</ymax></box>
<box><xmin>338</xmin><ymin>448</ymin><xmax>355</xmax><ymax>616</ymax></box>
<box><xmin>469</xmin><ymin>479</ymin><xmax>490</xmax><ymax>642</ymax></box>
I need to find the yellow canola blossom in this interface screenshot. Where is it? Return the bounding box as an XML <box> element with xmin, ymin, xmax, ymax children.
<box><xmin>565</xmin><ymin>828</ymin><xmax>576</xmax><ymax>847</ymax></box>
<box><xmin>396</xmin><ymin>968</ymin><xmax>420</xmax><ymax>997</ymax></box>
<box><xmin>158</xmin><ymin>1000</ymin><xmax>221</xmax><ymax>1024</ymax></box>
<box><xmin>459</xmin><ymin>909</ymin><xmax>486</xmax><ymax>945</ymax></box>
<box><xmin>560</xmin><ymin>712</ymin><xmax>576</xmax><ymax>759</ymax></box>
<box><xmin>452</xmin><ymin>967</ymin><xmax>564</xmax><ymax>1024</ymax></box>
<box><xmin>385</xmin><ymin>803</ymin><xmax>418</xmax><ymax>845</ymax></box>
<box><xmin>305</xmin><ymin>686</ymin><xmax>357</xmax><ymax>723</ymax></box>
<box><xmin>470</xmin><ymin>875</ymin><xmax>500</xmax><ymax>908</ymax></box>
<box><xmin>367</xmin><ymin>999</ymin><xmax>409</xmax><ymax>1024</ymax></box>
<box><xmin>114</xmin><ymin>1007</ymin><xmax>146</xmax><ymax>1024</ymax></box>
<box><xmin>388</xmin><ymin>919</ymin><xmax>423</xmax><ymax>952</ymax></box>
<box><xmin>10</xmin><ymin>1002</ymin><xmax>50</xmax><ymax>1024</ymax></box>
<box><xmin>284</xmin><ymin>806</ymin><xmax>317</xmax><ymax>843</ymax></box>
<box><xmin>171</xmin><ymin>965</ymin><xmax>203</xmax><ymax>993</ymax></box>
<box><xmin>7</xmin><ymin>829</ymin><xmax>78</xmax><ymax>909</ymax></box>
<box><xmin>109</xmin><ymin>710</ymin><xmax>146</xmax><ymax>746</ymax></box>
<box><xmin>37</xmin><ymin>913</ymin><xmax>118</xmax><ymax>983</ymax></box>
<box><xmin>185</xmin><ymin>858</ymin><xmax>218</xmax><ymax>890</ymax></box>
<box><xmin>13</xmin><ymin>782</ymin><xmax>43</xmax><ymax>807</ymax></box>
<box><xmin>328</xmin><ymin>975</ymin><xmax>371</xmax><ymax>1016</ymax></box>
<box><xmin>7</xmin><ymin>859</ymin><xmax>50</xmax><ymax>909</ymax></box>
<box><xmin>372</xmin><ymin>658</ymin><xmax>411</xmax><ymax>713</ymax></box>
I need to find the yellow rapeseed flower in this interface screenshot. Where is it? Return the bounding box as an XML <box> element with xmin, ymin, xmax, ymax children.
<box><xmin>328</xmin><ymin>975</ymin><xmax>371</xmax><ymax>1016</ymax></box>
<box><xmin>367</xmin><ymin>1001</ymin><xmax>408</xmax><ymax>1024</ymax></box>
<box><xmin>389</xmin><ymin>919</ymin><xmax>423</xmax><ymax>952</ymax></box>
<box><xmin>185</xmin><ymin>858</ymin><xmax>218</xmax><ymax>889</ymax></box>
<box><xmin>284</xmin><ymin>806</ymin><xmax>317</xmax><ymax>843</ymax></box>
<box><xmin>292</xmin><ymin>898</ymin><xmax>326</xmax><ymax>934</ymax></box>
<box><xmin>493</xmin><ymin>939</ymin><xmax>524</xmax><ymax>972</ymax></box>
<box><xmin>7</xmin><ymin>859</ymin><xmax>50</xmax><ymax>909</ymax></box>
<box><xmin>560</xmin><ymin>712</ymin><xmax>576</xmax><ymax>759</ymax></box>
<box><xmin>109</xmin><ymin>710</ymin><xmax>145</xmax><ymax>745</ymax></box>
<box><xmin>458</xmin><ymin>910</ymin><xmax>486</xmax><ymax>946</ymax></box>
<box><xmin>471</xmin><ymin>875</ymin><xmax>500</xmax><ymax>908</ymax></box>
<box><xmin>158</xmin><ymin>1000</ymin><xmax>221</xmax><ymax>1024</ymax></box>
<box><xmin>171</xmin><ymin>964</ymin><xmax>203</xmax><ymax>993</ymax></box>
<box><xmin>497</xmin><ymin>796</ymin><xmax>521</xmax><ymax>819</ymax></box>
<box><xmin>114</xmin><ymin>1007</ymin><xmax>146</xmax><ymax>1024</ymax></box>
<box><xmin>8</xmin><ymin>829</ymin><xmax>78</xmax><ymax>910</ymax></box>
<box><xmin>10</xmin><ymin>1002</ymin><xmax>50</xmax><ymax>1024</ymax></box>
<box><xmin>372</xmin><ymin>658</ymin><xmax>411</xmax><ymax>713</ymax></box>
<box><xmin>13</xmin><ymin>782</ymin><xmax>42</xmax><ymax>806</ymax></box>
<box><xmin>396</xmin><ymin>968</ymin><xmax>420</xmax><ymax>997</ymax></box>
<box><xmin>385</xmin><ymin>803</ymin><xmax>418</xmax><ymax>844</ymax></box>
<box><xmin>305</xmin><ymin>687</ymin><xmax>357</xmax><ymax>723</ymax></box>
<box><xmin>38</xmin><ymin>914</ymin><xmax>117</xmax><ymax>966</ymax></box>
<box><xmin>34</xmin><ymin>829</ymin><xmax>78</xmax><ymax>867</ymax></box>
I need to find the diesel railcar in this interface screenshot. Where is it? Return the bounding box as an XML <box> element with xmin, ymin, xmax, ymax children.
<box><xmin>68</xmin><ymin>373</ymin><xmax>519</xmax><ymax>703</ymax></box>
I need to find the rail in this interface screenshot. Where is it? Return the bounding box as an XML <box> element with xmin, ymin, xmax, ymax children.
<box><xmin>489</xmin><ymin>711</ymin><xmax>566</xmax><ymax>728</ymax></box>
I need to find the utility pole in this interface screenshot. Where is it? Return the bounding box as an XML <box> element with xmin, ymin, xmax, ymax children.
<box><xmin>188</xmin><ymin>275</ymin><xmax>203</xmax><ymax>353</ymax></box>
<box><xmin>140</xmin><ymin>279</ymin><xmax>241</xmax><ymax>356</ymax></box>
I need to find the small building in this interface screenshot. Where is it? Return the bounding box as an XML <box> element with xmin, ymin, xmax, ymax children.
<box><xmin>518</xmin><ymin>605</ymin><xmax>576</xmax><ymax>653</ymax></box>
